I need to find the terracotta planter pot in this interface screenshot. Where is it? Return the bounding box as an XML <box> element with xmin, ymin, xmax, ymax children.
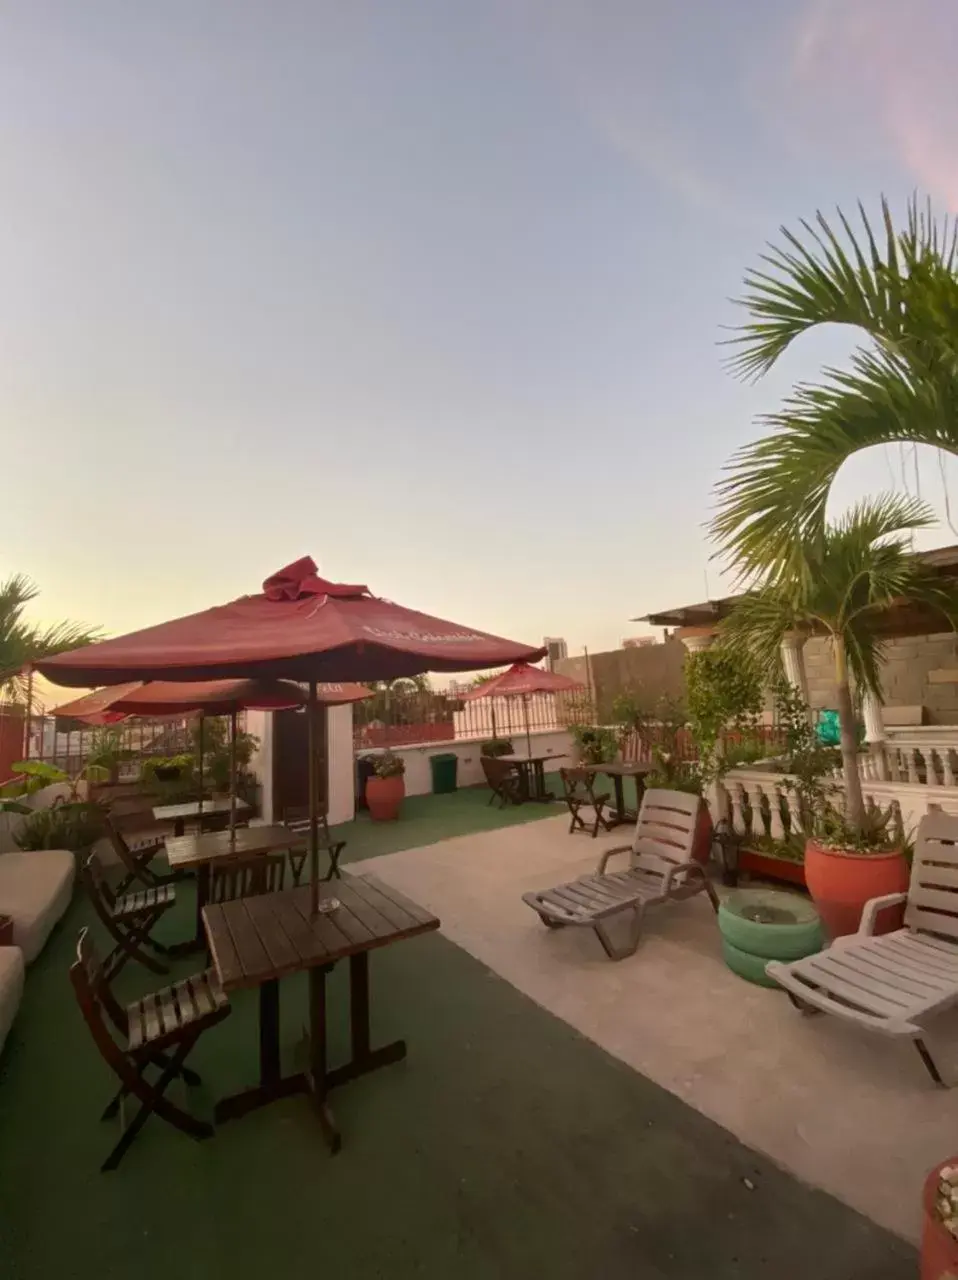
<box><xmin>922</xmin><ymin>1159</ymin><xmax>958</xmax><ymax>1280</ymax></box>
<box><xmin>804</xmin><ymin>839</ymin><xmax>908</xmax><ymax>939</ymax></box>
<box><xmin>738</xmin><ymin>848</ymin><xmax>807</xmax><ymax>888</ymax></box>
<box><xmin>365</xmin><ymin>774</ymin><xmax>405</xmax><ymax>822</ymax></box>
<box><xmin>690</xmin><ymin>801</ymin><xmax>713</xmax><ymax>865</ymax></box>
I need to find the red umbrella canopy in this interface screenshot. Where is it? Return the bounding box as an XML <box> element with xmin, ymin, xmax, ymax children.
<box><xmin>51</xmin><ymin>678</ymin><xmax>308</xmax><ymax>723</ymax></box>
<box><xmin>462</xmin><ymin>662</ymin><xmax>582</xmax><ymax>700</ymax></box>
<box><xmin>36</xmin><ymin>557</ymin><xmax>547</xmax><ymax>688</ymax></box>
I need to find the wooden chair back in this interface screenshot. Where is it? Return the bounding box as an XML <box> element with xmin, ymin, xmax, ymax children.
<box><xmin>102</xmin><ymin>811</ymin><xmax>145</xmax><ymax>876</ymax></box>
<box><xmin>81</xmin><ymin>851</ymin><xmax>118</xmax><ymax>919</ymax></box>
<box><xmin>628</xmin><ymin>789</ymin><xmax>699</xmax><ymax>878</ymax></box>
<box><xmin>560</xmin><ymin>767</ymin><xmax>602</xmax><ymax>806</ymax></box>
<box><xmin>70</xmin><ymin>929</ymin><xmax>136</xmax><ymax>1080</ymax></box>
<box><xmin>209</xmin><ymin>854</ymin><xmax>287</xmax><ymax>905</ymax></box>
<box><xmin>481</xmin><ymin>756</ymin><xmax>518</xmax><ymax>791</ymax></box>
<box><xmin>905</xmin><ymin>812</ymin><xmax>958</xmax><ymax>941</ymax></box>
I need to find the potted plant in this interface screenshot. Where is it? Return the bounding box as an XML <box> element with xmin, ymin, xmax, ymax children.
<box><xmin>723</xmin><ymin>497</ymin><xmax>958</xmax><ymax>937</ymax></box>
<box><xmin>1</xmin><ymin>759</ymin><xmax>108</xmax><ymax>855</ymax></box>
<box><xmin>569</xmin><ymin>724</ymin><xmax>619</xmax><ymax>766</ymax></box>
<box><xmin>364</xmin><ymin>751</ymin><xmax>406</xmax><ymax>821</ymax></box>
<box><xmin>684</xmin><ymin>644</ymin><xmax>764</xmax><ymax>866</ymax></box>
<box><xmin>480</xmin><ymin>738</ymin><xmax>514</xmax><ymax>758</ymax></box>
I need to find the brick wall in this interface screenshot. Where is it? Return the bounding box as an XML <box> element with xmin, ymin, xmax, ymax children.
<box><xmin>554</xmin><ymin>637</ymin><xmax>687</xmax><ymax>719</ymax></box>
<box><xmin>804</xmin><ymin>631</ymin><xmax>958</xmax><ymax>723</ymax></box>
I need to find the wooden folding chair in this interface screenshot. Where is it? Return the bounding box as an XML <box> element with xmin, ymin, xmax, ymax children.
<box><xmin>282</xmin><ymin>806</ymin><xmax>346</xmax><ymax>884</ymax></box>
<box><xmin>70</xmin><ymin>928</ymin><xmax>230</xmax><ymax>1171</ymax></box>
<box><xmin>560</xmin><ymin>767</ymin><xmax>614</xmax><ymax>838</ymax></box>
<box><xmin>103</xmin><ymin>811</ymin><xmax>176</xmax><ymax>894</ymax></box>
<box><xmin>81</xmin><ymin>852</ymin><xmax>177</xmax><ymax>982</ymax></box>
<box><xmin>209</xmin><ymin>854</ymin><xmax>287</xmax><ymax>904</ymax></box>
<box><xmin>481</xmin><ymin>756</ymin><xmax>523</xmax><ymax>808</ymax></box>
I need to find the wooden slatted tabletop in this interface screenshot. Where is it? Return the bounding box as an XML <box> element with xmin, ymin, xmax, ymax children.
<box><xmin>153</xmin><ymin>797</ymin><xmax>250</xmax><ymax>823</ymax></box>
<box><xmin>165</xmin><ymin>823</ymin><xmax>296</xmax><ymax>872</ymax></box>
<box><xmin>204</xmin><ymin>873</ymin><xmax>439</xmax><ymax>993</ymax></box>
<box><xmin>202</xmin><ymin>873</ymin><xmax>440</xmax><ymax>1149</ymax></box>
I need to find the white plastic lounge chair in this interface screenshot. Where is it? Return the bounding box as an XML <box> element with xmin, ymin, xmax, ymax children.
<box><xmin>767</xmin><ymin>811</ymin><xmax>958</xmax><ymax>1085</ymax></box>
<box><xmin>521</xmin><ymin>788</ymin><xmax>718</xmax><ymax>960</ymax></box>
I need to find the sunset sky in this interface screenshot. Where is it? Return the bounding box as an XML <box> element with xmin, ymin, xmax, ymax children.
<box><xmin>3</xmin><ymin>0</ymin><xmax>958</xmax><ymax>679</ymax></box>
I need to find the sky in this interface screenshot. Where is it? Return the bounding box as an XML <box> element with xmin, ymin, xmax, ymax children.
<box><xmin>3</xmin><ymin>0</ymin><xmax>958</xmax><ymax>678</ymax></box>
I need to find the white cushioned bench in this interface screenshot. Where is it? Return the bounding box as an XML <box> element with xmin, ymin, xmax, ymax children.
<box><xmin>0</xmin><ymin>850</ymin><xmax>76</xmax><ymax>963</ymax></box>
<box><xmin>0</xmin><ymin>946</ymin><xmax>25</xmax><ymax>1056</ymax></box>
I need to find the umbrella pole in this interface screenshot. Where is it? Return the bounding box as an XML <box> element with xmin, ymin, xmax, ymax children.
<box><xmin>197</xmin><ymin>714</ymin><xmax>205</xmax><ymax>819</ymax></box>
<box><xmin>308</xmin><ymin>680</ymin><xmax>320</xmax><ymax>916</ymax></box>
<box><xmin>491</xmin><ymin>702</ymin><xmax>497</xmax><ymax>739</ymax></box>
<box><xmin>524</xmin><ymin>695</ymin><xmax>532</xmax><ymax>759</ymax></box>
<box><xmin>229</xmin><ymin>709</ymin><xmax>237</xmax><ymax>842</ymax></box>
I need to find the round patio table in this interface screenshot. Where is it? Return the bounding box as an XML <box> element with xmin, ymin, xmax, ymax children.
<box><xmin>718</xmin><ymin>888</ymin><xmax>824</xmax><ymax>986</ymax></box>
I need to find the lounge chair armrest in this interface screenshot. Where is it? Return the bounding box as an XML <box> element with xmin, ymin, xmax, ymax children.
<box><xmin>858</xmin><ymin>892</ymin><xmax>908</xmax><ymax>936</ymax></box>
<box><xmin>661</xmin><ymin>859</ymin><xmax>709</xmax><ymax>895</ymax></box>
<box><xmin>596</xmin><ymin>845</ymin><xmax>632</xmax><ymax>874</ymax></box>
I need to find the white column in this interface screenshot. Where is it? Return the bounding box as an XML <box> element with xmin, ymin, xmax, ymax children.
<box><xmin>680</xmin><ymin>630</ymin><xmax>714</xmax><ymax>654</ymax></box>
<box><xmin>779</xmin><ymin>630</ymin><xmax>809</xmax><ymax>706</ymax></box>
<box><xmin>862</xmin><ymin>689</ymin><xmax>889</xmax><ymax>780</ymax></box>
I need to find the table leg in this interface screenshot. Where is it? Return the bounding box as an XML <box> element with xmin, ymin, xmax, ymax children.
<box><xmin>194</xmin><ymin>864</ymin><xmax>210</xmax><ymax>949</ymax></box>
<box><xmin>215</xmin><ymin>979</ymin><xmax>306</xmax><ymax>1123</ymax></box>
<box><xmin>327</xmin><ymin>952</ymin><xmax>407</xmax><ymax>1086</ymax></box>
<box><xmin>173</xmin><ymin>817</ymin><xmax>185</xmax><ymax>838</ymax></box>
<box><xmin>614</xmin><ymin>775</ymin><xmax>626</xmax><ymax>824</ymax></box>
<box><xmin>307</xmin><ymin>966</ymin><xmax>341</xmax><ymax>1153</ymax></box>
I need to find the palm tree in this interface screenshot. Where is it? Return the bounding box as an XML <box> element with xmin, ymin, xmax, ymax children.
<box><xmin>712</xmin><ymin>196</ymin><xmax>958</xmax><ymax>578</ymax></box>
<box><xmin>0</xmin><ymin>574</ymin><xmax>100</xmax><ymax>702</ymax></box>
<box><xmin>721</xmin><ymin>495</ymin><xmax>958</xmax><ymax>833</ymax></box>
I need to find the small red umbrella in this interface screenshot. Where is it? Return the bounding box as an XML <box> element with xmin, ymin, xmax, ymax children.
<box><xmin>463</xmin><ymin>662</ymin><xmax>582</xmax><ymax>757</ymax></box>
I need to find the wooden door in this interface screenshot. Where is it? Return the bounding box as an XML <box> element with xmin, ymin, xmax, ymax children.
<box><xmin>271</xmin><ymin>706</ymin><xmax>328</xmax><ymax>818</ymax></box>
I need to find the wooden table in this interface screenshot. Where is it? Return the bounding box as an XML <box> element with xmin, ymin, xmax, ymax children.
<box><xmin>153</xmin><ymin>797</ymin><xmax>251</xmax><ymax>838</ymax></box>
<box><xmin>203</xmin><ymin>875</ymin><xmax>439</xmax><ymax>1150</ymax></box>
<box><xmin>166</xmin><ymin>824</ymin><xmax>298</xmax><ymax>949</ymax></box>
<box><xmin>582</xmin><ymin>761</ymin><xmax>653</xmax><ymax>826</ymax></box>
<box><xmin>499</xmin><ymin>753</ymin><xmax>565</xmax><ymax>802</ymax></box>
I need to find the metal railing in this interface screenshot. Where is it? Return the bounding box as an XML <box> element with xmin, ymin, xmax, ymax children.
<box><xmin>21</xmin><ymin>716</ymin><xmax>196</xmax><ymax>779</ymax></box>
<box><xmin>352</xmin><ymin>687</ymin><xmax>594</xmax><ymax>750</ymax></box>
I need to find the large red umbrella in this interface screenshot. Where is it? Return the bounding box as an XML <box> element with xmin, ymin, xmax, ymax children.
<box><xmin>37</xmin><ymin>558</ymin><xmax>543</xmax><ymax>911</ymax></box>
<box><xmin>35</xmin><ymin>557</ymin><xmax>546</xmax><ymax>686</ymax></box>
<box><xmin>463</xmin><ymin>662</ymin><xmax>582</xmax><ymax>757</ymax></box>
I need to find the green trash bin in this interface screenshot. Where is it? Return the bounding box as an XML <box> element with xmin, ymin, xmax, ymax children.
<box><xmin>430</xmin><ymin>752</ymin><xmax>458</xmax><ymax>794</ymax></box>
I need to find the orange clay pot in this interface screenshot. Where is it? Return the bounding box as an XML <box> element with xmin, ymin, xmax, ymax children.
<box><xmin>804</xmin><ymin>839</ymin><xmax>908</xmax><ymax>939</ymax></box>
<box><xmin>922</xmin><ymin>1159</ymin><xmax>958</xmax><ymax>1280</ymax></box>
<box><xmin>365</xmin><ymin>774</ymin><xmax>405</xmax><ymax>822</ymax></box>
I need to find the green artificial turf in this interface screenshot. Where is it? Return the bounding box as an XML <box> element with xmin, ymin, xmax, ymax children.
<box><xmin>0</xmin><ymin>787</ymin><xmax>915</xmax><ymax>1279</ymax></box>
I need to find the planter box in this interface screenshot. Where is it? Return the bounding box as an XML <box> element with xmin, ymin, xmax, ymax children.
<box><xmin>738</xmin><ymin>847</ymin><xmax>807</xmax><ymax>889</ymax></box>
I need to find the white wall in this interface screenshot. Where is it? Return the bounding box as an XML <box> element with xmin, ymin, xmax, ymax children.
<box><xmin>379</xmin><ymin>729</ymin><xmax>574</xmax><ymax>799</ymax></box>
<box><xmin>326</xmin><ymin>705</ymin><xmax>355</xmax><ymax>825</ymax></box>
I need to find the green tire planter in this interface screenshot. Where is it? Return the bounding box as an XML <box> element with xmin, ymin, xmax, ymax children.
<box><xmin>721</xmin><ymin>939</ymin><xmax>782</xmax><ymax>988</ymax></box>
<box><xmin>718</xmin><ymin>888</ymin><xmax>824</xmax><ymax>961</ymax></box>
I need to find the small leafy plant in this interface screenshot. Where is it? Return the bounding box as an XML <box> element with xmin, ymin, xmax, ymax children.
<box><xmin>370</xmin><ymin>751</ymin><xmax>406</xmax><ymax>779</ymax></box>
<box><xmin>480</xmin><ymin>738</ymin><xmax>514</xmax><ymax>757</ymax></box>
<box><xmin>569</xmin><ymin>724</ymin><xmax>618</xmax><ymax>766</ymax></box>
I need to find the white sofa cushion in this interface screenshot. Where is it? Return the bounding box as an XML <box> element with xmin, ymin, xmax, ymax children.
<box><xmin>0</xmin><ymin>946</ymin><xmax>25</xmax><ymax>1056</ymax></box>
<box><xmin>0</xmin><ymin>850</ymin><xmax>76</xmax><ymax>963</ymax></box>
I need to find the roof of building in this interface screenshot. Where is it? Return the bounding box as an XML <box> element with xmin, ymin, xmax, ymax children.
<box><xmin>635</xmin><ymin>543</ymin><xmax>958</xmax><ymax>639</ymax></box>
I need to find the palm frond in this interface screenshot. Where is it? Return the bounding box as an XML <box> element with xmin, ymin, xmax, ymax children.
<box><xmin>0</xmin><ymin>573</ymin><xmax>100</xmax><ymax>702</ymax></box>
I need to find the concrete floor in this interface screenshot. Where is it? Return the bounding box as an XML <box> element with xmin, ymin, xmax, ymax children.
<box><xmin>362</xmin><ymin>813</ymin><xmax>958</xmax><ymax>1243</ymax></box>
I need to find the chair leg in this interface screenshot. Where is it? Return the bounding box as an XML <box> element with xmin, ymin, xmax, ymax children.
<box><xmin>103</xmin><ymin>911</ymin><xmax>171</xmax><ymax>982</ymax></box>
<box><xmin>593</xmin><ymin>906</ymin><xmax>644</xmax><ymax>961</ymax></box>
<box><xmin>915</xmin><ymin>1037</ymin><xmax>947</xmax><ymax>1087</ymax></box>
<box><xmin>323</xmin><ymin>843</ymin><xmax>346</xmax><ymax>881</ymax></box>
<box><xmin>289</xmin><ymin>849</ymin><xmax>307</xmax><ymax>887</ymax></box>
<box><xmin>101</xmin><ymin>1037</ymin><xmax>211</xmax><ymax>1172</ymax></box>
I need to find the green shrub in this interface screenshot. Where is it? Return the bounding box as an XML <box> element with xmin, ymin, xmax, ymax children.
<box><xmin>480</xmin><ymin>739</ymin><xmax>514</xmax><ymax>757</ymax></box>
<box><xmin>367</xmin><ymin>751</ymin><xmax>406</xmax><ymax>779</ymax></box>
<box><xmin>13</xmin><ymin>800</ymin><xmax>104</xmax><ymax>853</ymax></box>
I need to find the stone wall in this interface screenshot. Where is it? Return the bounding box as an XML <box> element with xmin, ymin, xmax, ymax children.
<box><xmin>555</xmin><ymin>637</ymin><xmax>687</xmax><ymax>719</ymax></box>
<box><xmin>804</xmin><ymin>631</ymin><xmax>958</xmax><ymax>724</ymax></box>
